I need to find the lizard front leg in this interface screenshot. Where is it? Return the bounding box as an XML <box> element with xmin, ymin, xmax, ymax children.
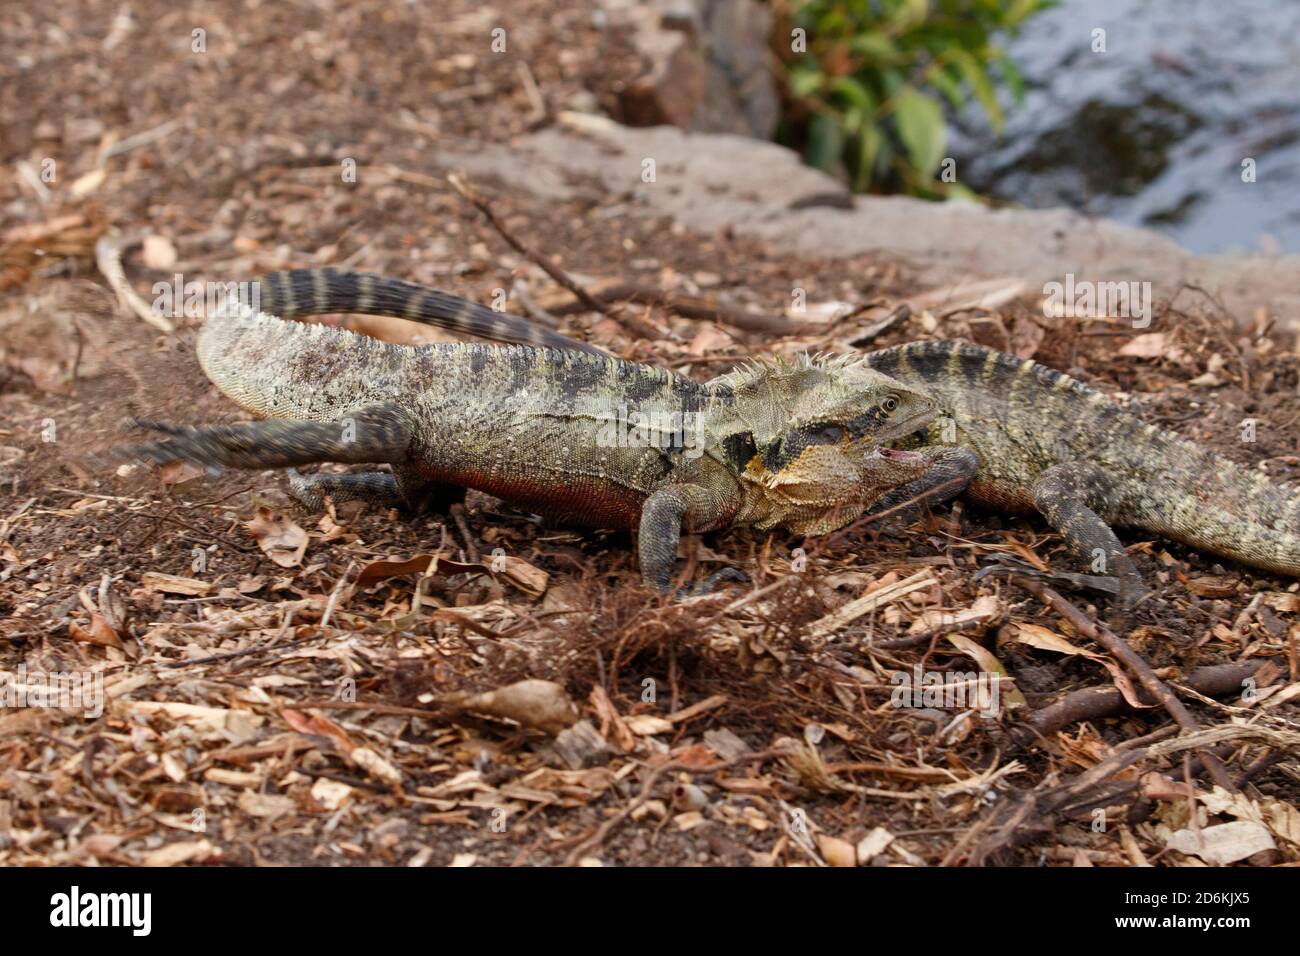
<box><xmin>1031</xmin><ymin>461</ymin><xmax>1147</xmax><ymax>612</ymax></box>
<box><xmin>865</xmin><ymin>446</ymin><xmax>978</xmax><ymax>518</ymax></box>
<box><xmin>638</xmin><ymin>484</ymin><xmax>732</xmax><ymax>592</ymax></box>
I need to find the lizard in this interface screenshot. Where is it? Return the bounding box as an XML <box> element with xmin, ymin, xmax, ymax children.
<box><xmin>335</xmin><ymin>270</ymin><xmax>1300</xmax><ymax>608</ymax></box>
<box><xmin>111</xmin><ymin>269</ymin><xmax>942</xmax><ymax>591</ymax></box>
<box><xmin>244</xmin><ymin>267</ymin><xmax>606</xmax><ymax>354</ymax></box>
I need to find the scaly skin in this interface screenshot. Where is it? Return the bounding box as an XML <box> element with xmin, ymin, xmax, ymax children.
<box><xmin>115</xmin><ymin>273</ymin><xmax>940</xmax><ymax>591</ymax></box>
<box><xmin>252</xmin><ymin>268</ymin><xmax>605</xmax><ymax>354</ymax></box>
<box><xmin>860</xmin><ymin>340</ymin><xmax>1300</xmax><ymax>604</ymax></box>
<box><xmin>360</xmin><ymin>275</ymin><xmax>1300</xmax><ymax>603</ymax></box>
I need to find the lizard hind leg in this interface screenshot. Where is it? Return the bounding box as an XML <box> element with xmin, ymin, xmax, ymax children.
<box><xmin>287</xmin><ymin>465</ymin><xmax>465</xmax><ymax>513</ymax></box>
<box><xmin>117</xmin><ymin>403</ymin><xmax>414</xmax><ymax>473</ymax></box>
<box><xmin>1031</xmin><ymin>462</ymin><xmax>1148</xmax><ymax>612</ymax></box>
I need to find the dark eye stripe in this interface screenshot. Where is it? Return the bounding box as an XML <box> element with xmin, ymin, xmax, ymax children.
<box><xmin>722</xmin><ymin>431</ymin><xmax>758</xmax><ymax>470</ymax></box>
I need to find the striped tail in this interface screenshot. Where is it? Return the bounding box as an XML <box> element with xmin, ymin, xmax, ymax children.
<box><xmin>251</xmin><ymin>268</ymin><xmax>602</xmax><ymax>355</ymax></box>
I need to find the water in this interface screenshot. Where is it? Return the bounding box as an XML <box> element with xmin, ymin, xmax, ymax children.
<box><xmin>954</xmin><ymin>0</ymin><xmax>1300</xmax><ymax>254</ymax></box>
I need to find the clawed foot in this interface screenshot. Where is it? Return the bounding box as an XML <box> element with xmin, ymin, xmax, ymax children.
<box><xmin>674</xmin><ymin>566</ymin><xmax>748</xmax><ymax>599</ymax></box>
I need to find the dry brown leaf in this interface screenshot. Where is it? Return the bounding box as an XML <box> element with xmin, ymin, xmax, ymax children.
<box><xmin>856</xmin><ymin>827</ymin><xmax>895</xmax><ymax>863</ymax></box>
<box><xmin>1008</xmin><ymin>622</ymin><xmax>1150</xmax><ymax>710</ymax></box>
<box><xmin>357</xmin><ymin>551</ymin><xmax>547</xmax><ymax>596</ymax></box>
<box><xmin>1009</xmin><ymin>315</ymin><xmax>1045</xmax><ymax>359</ymax></box>
<box><xmin>1166</xmin><ymin>821</ymin><xmax>1275</xmax><ymax>865</ymax></box>
<box><xmin>447</xmin><ymin>679</ymin><xmax>578</xmax><ymax>735</ymax></box>
<box><xmin>1185</xmin><ymin>574</ymin><xmax>1238</xmax><ymax>598</ymax></box>
<box><xmin>280</xmin><ymin>708</ymin><xmax>357</xmax><ymax>753</ymax></box>
<box><xmin>158</xmin><ymin>459</ymin><xmax>205</xmax><ymax>487</ymax></box>
<box><xmin>68</xmin><ymin>612</ymin><xmax>124</xmax><ymax>649</ymax></box>
<box><xmin>945</xmin><ymin>633</ymin><xmax>1027</xmax><ymax>709</ymax></box>
<box><xmin>245</xmin><ymin>507</ymin><xmax>308</xmax><ymax>568</ymax></box>
<box><xmin>817</xmin><ymin>834</ymin><xmax>857</xmax><ymax>867</ymax></box>
<box><xmin>1118</xmin><ymin>332</ymin><xmax>1167</xmax><ymax>358</ymax></box>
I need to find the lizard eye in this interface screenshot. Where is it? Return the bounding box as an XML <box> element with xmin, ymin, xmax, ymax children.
<box><xmin>881</xmin><ymin>394</ymin><xmax>900</xmax><ymax>414</ymax></box>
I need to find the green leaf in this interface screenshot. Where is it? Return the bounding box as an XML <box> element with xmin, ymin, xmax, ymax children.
<box><xmin>996</xmin><ymin>51</ymin><xmax>1026</xmax><ymax>103</ymax></box>
<box><xmin>893</xmin><ymin>88</ymin><xmax>946</xmax><ymax>178</ymax></box>
<box><xmin>1006</xmin><ymin>0</ymin><xmax>1049</xmax><ymax>27</ymax></box>
<box><xmin>943</xmin><ymin>181</ymin><xmax>981</xmax><ymax>203</ymax></box>
<box><xmin>853</xmin><ymin>122</ymin><xmax>885</xmax><ymax>191</ymax></box>
<box><xmin>930</xmin><ymin>65</ymin><xmax>966</xmax><ymax>110</ymax></box>
<box><xmin>952</xmin><ymin>48</ymin><xmax>1004</xmax><ymax>132</ymax></box>
<box><xmin>789</xmin><ymin>67</ymin><xmax>825</xmax><ymax>99</ymax></box>
<box><xmin>806</xmin><ymin>112</ymin><xmax>844</xmax><ymax>173</ymax></box>
<box><xmin>848</xmin><ymin>31</ymin><xmax>898</xmax><ymax>60</ymax></box>
<box><xmin>890</xmin><ymin>0</ymin><xmax>930</xmax><ymax>33</ymax></box>
<box><xmin>829</xmin><ymin>76</ymin><xmax>877</xmax><ymax>114</ymax></box>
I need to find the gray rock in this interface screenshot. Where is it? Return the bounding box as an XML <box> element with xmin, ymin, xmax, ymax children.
<box><xmin>605</xmin><ymin>0</ymin><xmax>780</xmax><ymax>140</ymax></box>
<box><xmin>443</xmin><ymin>113</ymin><xmax>1300</xmax><ymax>330</ymax></box>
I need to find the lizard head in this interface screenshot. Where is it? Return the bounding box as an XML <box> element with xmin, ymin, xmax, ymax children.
<box><xmin>713</xmin><ymin>354</ymin><xmax>939</xmax><ymax>533</ymax></box>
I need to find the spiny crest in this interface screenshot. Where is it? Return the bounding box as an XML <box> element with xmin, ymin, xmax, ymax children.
<box><xmin>715</xmin><ymin>351</ymin><xmax>873</xmax><ymax>391</ymax></box>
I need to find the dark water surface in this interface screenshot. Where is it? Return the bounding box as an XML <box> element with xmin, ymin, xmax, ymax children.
<box><xmin>955</xmin><ymin>0</ymin><xmax>1300</xmax><ymax>254</ymax></box>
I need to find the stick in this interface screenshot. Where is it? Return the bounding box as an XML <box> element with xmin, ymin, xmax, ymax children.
<box><xmin>94</xmin><ymin>232</ymin><xmax>175</xmax><ymax>332</ymax></box>
<box><xmin>1013</xmin><ymin>576</ymin><xmax>1237</xmax><ymax>792</ymax></box>
<box><xmin>546</xmin><ymin>280</ymin><xmax>796</xmax><ymax>336</ymax></box>
<box><xmin>447</xmin><ymin>172</ymin><xmax>661</xmax><ymax>341</ymax></box>
<box><xmin>1012</xmin><ymin>661</ymin><xmax>1268</xmax><ymax>746</ymax></box>
<box><xmin>446</xmin><ymin>172</ymin><xmax>607</xmax><ymax>317</ymax></box>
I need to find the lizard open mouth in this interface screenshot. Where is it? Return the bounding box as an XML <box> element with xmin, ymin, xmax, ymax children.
<box><xmin>877</xmin><ymin>448</ymin><xmax>925</xmax><ymax>462</ymax></box>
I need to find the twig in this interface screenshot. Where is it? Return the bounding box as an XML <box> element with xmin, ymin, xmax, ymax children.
<box><xmin>446</xmin><ymin>172</ymin><xmax>607</xmax><ymax>317</ymax></box>
<box><xmin>98</xmin><ymin>117</ymin><xmax>182</xmax><ymax>161</ymax></box>
<box><xmin>94</xmin><ymin>231</ymin><xmax>175</xmax><ymax>332</ymax></box>
<box><xmin>515</xmin><ymin>61</ymin><xmax>547</xmax><ymax>125</ymax></box>
<box><xmin>447</xmin><ymin>503</ymin><xmax>480</xmax><ymax>564</ymax></box>
<box><xmin>546</xmin><ymin>280</ymin><xmax>796</xmax><ymax>336</ymax></box>
<box><xmin>447</xmin><ymin>172</ymin><xmax>663</xmax><ymax>342</ymax></box>
<box><xmin>0</xmin><ymin>497</ymin><xmax>37</xmax><ymax>546</ymax></box>
<box><xmin>1011</xmin><ymin>661</ymin><xmax>1268</xmax><ymax>747</ymax></box>
<box><xmin>1013</xmin><ymin>576</ymin><xmax>1237</xmax><ymax>792</ymax></box>
<box><xmin>320</xmin><ymin>561</ymin><xmax>358</xmax><ymax>629</ymax></box>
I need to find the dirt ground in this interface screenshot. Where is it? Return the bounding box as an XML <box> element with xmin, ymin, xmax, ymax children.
<box><xmin>1</xmin><ymin>0</ymin><xmax>1297</xmax><ymax>867</ymax></box>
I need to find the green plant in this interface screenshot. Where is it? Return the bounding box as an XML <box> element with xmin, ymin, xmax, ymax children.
<box><xmin>776</xmin><ymin>0</ymin><xmax>1053</xmax><ymax>198</ymax></box>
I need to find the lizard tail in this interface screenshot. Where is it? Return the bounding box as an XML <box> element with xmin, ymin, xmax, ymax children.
<box><xmin>251</xmin><ymin>268</ymin><xmax>602</xmax><ymax>354</ymax></box>
<box><xmin>1146</xmin><ymin>439</ymin><xmax>1300</xmax><ymax>577</ymax></box>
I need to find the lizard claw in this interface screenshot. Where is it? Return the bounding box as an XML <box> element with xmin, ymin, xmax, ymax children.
<box><xmin>674</xmin><ymin>566</ymin><xmax>748</xmax><ymax>599</ymax></box>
